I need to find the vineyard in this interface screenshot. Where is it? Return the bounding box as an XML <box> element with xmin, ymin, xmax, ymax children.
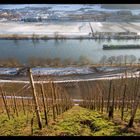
<box><xmin>0</xmin><ymin>68</ymin><xmax>140</xmax><ymax>135</ymax></box>
<box><xmin>79</xmin><ymin>72</ymin><xmax>140</xmax><ymax>129</ymax></box>
<box><xmin>0</xmin><ymin>68</ymin><xmax>74</xmax><ymax>135</ymax></box>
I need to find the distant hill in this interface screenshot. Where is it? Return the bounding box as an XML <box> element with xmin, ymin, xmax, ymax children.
<box><xmin>101</xmin><ymin>4</ymin><xmax>140</xmax><ymax>9</ymax></box>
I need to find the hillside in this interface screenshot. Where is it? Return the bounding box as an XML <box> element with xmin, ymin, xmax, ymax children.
<box><xmin>0</xmin><ymin>106</ymin><xmax>139</xmax><ymax>136</ymax></box>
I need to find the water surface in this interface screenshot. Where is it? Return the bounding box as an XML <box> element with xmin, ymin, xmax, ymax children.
<box><xmin>0</xmin><ymin>39</ymin><xmax>140</xmax><ymax>64</ymax></box>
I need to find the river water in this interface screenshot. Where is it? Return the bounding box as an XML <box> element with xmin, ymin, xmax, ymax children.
<box><xmin>0</xmin><ymin>39</ymin><xmax>140</xmax><ymax>64</ymax></box>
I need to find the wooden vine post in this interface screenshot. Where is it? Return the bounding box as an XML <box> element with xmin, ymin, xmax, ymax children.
<box><xmin>121</xmin><ymin>84</ymin><xmax>126</xmax><ymax>121</ymax></box>
<box><xmin>28</xmin><ymin>68</ymin><xmax>42</xmax><ymax>130</ymax></box>
<box><xmin>50</xmin><ymin>81</ymin><xmax>56</xmax><ymax>121</ymax></box>
<box><xmin>40</xmin><ymin>83</ymin><xmax>48</xmax><ymax>126</ymax></box>
<box><xmin>13</xmin><ymin>92</ymin><xmax>19</xmax><ymax>117</ymax></box>
<box><xmin>0</xmin><ymin>86</ymin><xmax>10</xmax><ymax>120</ymax></box>
<box><xmin>21</xmin><ymin>92</ymin><xmax>26</xmax><ymax>115</ymax></box>
<box><xmin>107</xmin><ymin>80</ymin><xmax>112</xmax><ymax>113</ymax></box>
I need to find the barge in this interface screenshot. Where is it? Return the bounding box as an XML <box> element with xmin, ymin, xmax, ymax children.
<box><xmin>103</xmin><ymin>44</ymin><xmax>140</xmax><ymax>50</ymax></box>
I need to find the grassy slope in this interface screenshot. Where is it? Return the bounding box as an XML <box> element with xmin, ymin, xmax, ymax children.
<box><xmin>0</xmin><ymin>106</ymin><xmax>139</xmax><ymax>136</ymax></box>
<box><xmin>35</xmin><ymin>106</ymin><xmax>138</xmax><ymax>136</ymax></box>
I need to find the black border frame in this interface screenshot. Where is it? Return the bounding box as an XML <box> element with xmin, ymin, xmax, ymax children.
<box><xmin>0</xmin><ymin>0</ymin><xmax>140</xmax><ymax>140</ymax></box>
<box><xmin>0</xmin><ymin>0</ymin><xmax>140</xmax><ymax>4</ymax></box>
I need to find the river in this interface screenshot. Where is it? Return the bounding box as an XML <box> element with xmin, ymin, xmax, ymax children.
<box><xmin>0</xmin><ymin>39</ymin><xmax>140</xmax><ymax>65</ymax></box>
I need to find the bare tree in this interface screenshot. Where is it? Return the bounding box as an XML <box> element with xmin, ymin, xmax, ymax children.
<box><xmin>99</xmin><ymin>55</ymin><xmax>107</xmax><ymax>66</ymax></box>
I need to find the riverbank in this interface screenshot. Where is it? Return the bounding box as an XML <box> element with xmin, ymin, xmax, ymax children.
<box><xmin>1</xmin><ymin>22</ymin><xmax>140</xmax><ymax>39</ymax></box>
<box><xmin>0</xmin><ymin>66</ymin><xmax>139</xmax><ymax>84</ymax></box>
<box><xmin>1</xmin><ymin>34</ymin><xmax>140</xmax><ymax>40</ymax></box>
<box><xmin>0</xmin><ymin>66</ymin><xmax>138</xmax><ymax>76</ymax></box>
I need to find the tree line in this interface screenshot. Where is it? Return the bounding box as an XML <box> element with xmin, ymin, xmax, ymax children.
<box><xmin>99</xmin><ymin>55</ymin><xmax>140</xmax><ymax>66</ymax></box>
